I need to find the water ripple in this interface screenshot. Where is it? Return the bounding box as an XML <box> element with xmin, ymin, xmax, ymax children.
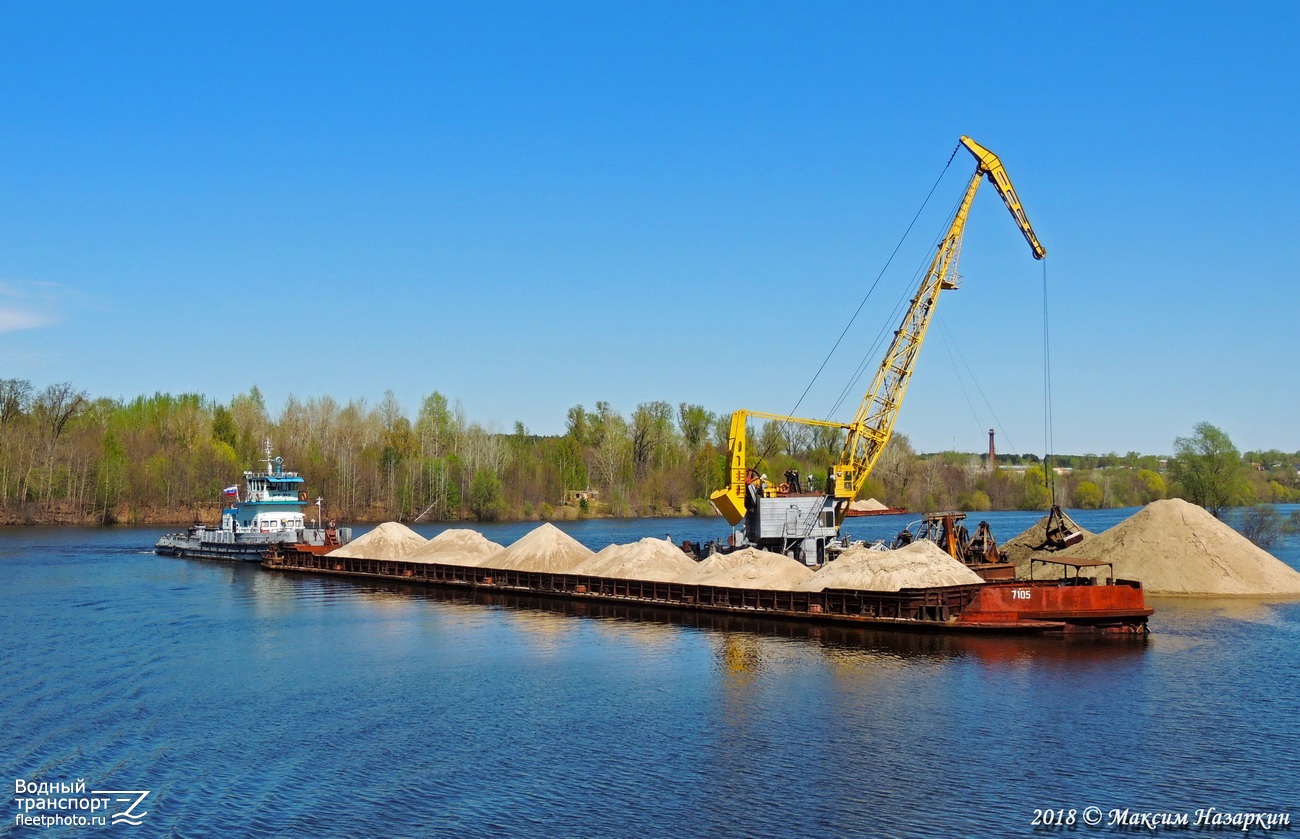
<box><xmin>1</xmin><ymin>528</ymin><xmax>1297</xmax><ymax>838</ymax></box>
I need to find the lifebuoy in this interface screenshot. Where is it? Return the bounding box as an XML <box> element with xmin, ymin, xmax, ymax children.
<box><xmin>299</xmin><ymin>491</ymin><xmax>308</xmax><ymax>501</ymax></box>
<box><xmin>778</xmin><ymin>482</ymin><xmax>790</xmax><ymax>493</ymax></box>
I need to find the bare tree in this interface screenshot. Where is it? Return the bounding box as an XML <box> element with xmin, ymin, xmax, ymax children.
<box><xmin>0</xmin><ymin>379</ymin><xmax>32</xmax><ymax>426</ymax></box>
<box><xmin>589</xmin><ymin>409</ymin><xmax>629</xmax><ymax>494</ymax></box>
<box><xmin>30</xmin><ymin>383</ymin><xmax>87</xmax><ymax>504</ymax></box>
<box><xmin>631</xmin><ymin>401</ymin><xmax>674</xmax><ymax>476</ymax></box>
<box><xmin>35</xmin><ymin>383</ymin><xmax>87</xmax><ymax>443</ymax></box>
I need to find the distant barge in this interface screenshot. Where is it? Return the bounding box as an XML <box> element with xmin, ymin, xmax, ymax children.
<box><xmin>263</xmin><ymin>547</ymin><xmax>1151</xmax><ymax>635</ymax></box>
<box><xmin>844</xmin><ymin>505</ymin><xmax>908</xmax><ymax>517</ymax></box>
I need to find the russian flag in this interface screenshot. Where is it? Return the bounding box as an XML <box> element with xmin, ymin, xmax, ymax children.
<box><xmin>223</xmin><ymin>486</ymin><xmax>239</xmax><ymax>497</ymax></box>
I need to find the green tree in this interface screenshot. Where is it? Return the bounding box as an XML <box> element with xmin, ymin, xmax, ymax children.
<box><xmin>1072</xmin><ymin>480</ymin><xmax>1103</xmax><ymax>509</ymax></box>
<box><xmin>755</xmin><ymin>419</ymin><xmax>787</xmax><ymax>462</ymax></box>
<box><xmin>1018</xmin><ymin>466</ymin><xmax>1052</xmax><ymax>510</ymax></box>
<box><xmin>1136</xmin><ymin>469</ymin><xmax>1167</xmax><ymax>504</ymax></box>
<box><xmin>548</xmin><ymin>435</ymin><xmax>587</xmax><ymax>493</ymax></box>
<box><xmin>958</xmin><ymin>489</ymin><xmax>992</xmax><ymax>511</ymax></box>
<box><xmin>212</xmin><ymin>404</ymin><xmax>238</xmax><ymax>450</ymax></box>
<box><xmin>468</xmin><ymin>469</ymin><xmax>504</xmax><ymax>521</ymax></box>
<box><xmin>415</xmin><ymin>392</ymin><xmax>456</xmax><ymax>457</ymax></box>
<box><xmin>565</xmin><ymin>405</ymin><xmax>590</xmax><ymax>446</ymax></box>
<box><xmin>1267</xmin><ymin>480</ymin><xmax>1300</xmax><ymax>503</ymax></box>
<box><xmin>692</xmin><ymin>445</ymin><xmax>723</xmax><ymax>500</ymax></box>
<box><xmin>677</xmin><ymin>403</ymin><xmax>714</xmax><ymax>452</ymax></box>
<box><xmin>229</xmin><ymin>386</ymin><xmax>270</xmax><ymax>463</ymax></box>
<box><xmin>1169</xmin><ymin>422</ymin><xmax>1246</xmax><ymax>517</ymax></box>
<box><xmin>96</xmin><ymin>429</ymin><xmax>127</xmax><ymax>522</ymax></box>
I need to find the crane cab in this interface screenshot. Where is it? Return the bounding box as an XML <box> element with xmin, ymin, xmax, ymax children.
<box><xmin>738</xmin><ymin>487</ymin><xmax>842</xmax><ymax>566</ymax></box>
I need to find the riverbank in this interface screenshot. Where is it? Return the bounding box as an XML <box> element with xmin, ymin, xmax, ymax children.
<box><xmin>0</xmin><ymin>502</ymin><xmax>711</xmax><ymax>528</ymax></box>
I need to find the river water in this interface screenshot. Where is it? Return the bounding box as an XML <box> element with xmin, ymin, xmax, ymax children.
<box><xmin>2</xmin><ymin>508</ymin><xmax>1298</xmax><ymax>837</ymax></box>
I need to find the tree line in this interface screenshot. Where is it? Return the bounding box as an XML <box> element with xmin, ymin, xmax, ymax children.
<box><xmin>0</xmin><ymin>378</ymin><xmax>1296</xmax><ymax>525</ymax></box>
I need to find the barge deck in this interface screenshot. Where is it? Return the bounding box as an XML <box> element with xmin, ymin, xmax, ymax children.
<box><xmin>264</xmin><ymin>547</ymin><xmax>1151</xmax><ymax>635</ymax></box>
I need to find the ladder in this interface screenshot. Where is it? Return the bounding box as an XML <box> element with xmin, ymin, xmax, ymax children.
<box><xmin>782</xmin><ymin>499</ymin><xmax>826</xmax><ymax>556</ymax></box>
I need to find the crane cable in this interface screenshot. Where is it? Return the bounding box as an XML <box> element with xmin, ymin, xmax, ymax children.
<box><xmin>826</xmin><ymin>187</ymin><xmax>967</xmax><ymax>420</ymax></box>
<box><xmin>936</xmin><ymin>318</ymin><xmax>1019</xmax><ymax>456</ymax></box>
<box><xmin>939</xmin><ymin>325</ymin><xmax>987</xmax><ymax>444</ymax></box>
<box><xmin>1042</xmin><ymin>258</ymin><xmax>1056</xmax><ymax>502</ymax></box>
<box><xmin>750</xmin><ymin>144</ymin><xmax>961</xmax><ymax>471</ymax></box>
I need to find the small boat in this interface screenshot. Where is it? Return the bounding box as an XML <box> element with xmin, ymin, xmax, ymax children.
<box><xmin>155</xmin><ymin>442</ymin><xmax>351</xmax><ymax>561</ymax></box>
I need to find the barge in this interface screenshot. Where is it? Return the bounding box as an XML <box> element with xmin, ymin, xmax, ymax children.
<box><xmin>263</xmin><ymin>546</ymin><xmax>1151</xmax><ymax>635</ymax></box>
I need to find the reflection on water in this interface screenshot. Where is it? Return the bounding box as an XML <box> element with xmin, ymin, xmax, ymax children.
<box><xmin>1149</xmin><ymin>594</ymin><xmax>1300</xmax><ymax>626</ymax></box>
<box><xmin>339</xmin><ymin>576</ymin><xmax>1153</xmax><ymax>670</ymax></box>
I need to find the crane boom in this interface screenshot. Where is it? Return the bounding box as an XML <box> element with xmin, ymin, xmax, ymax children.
<box><xmin>833</xmin><ymin>137</ymin><xmax>1043</xmax><ymax>515</ymax></box>
<box><xmin>710</xmin><ymin>137</ymin><xmax>1046</xmax><ymax>561</ymax></box>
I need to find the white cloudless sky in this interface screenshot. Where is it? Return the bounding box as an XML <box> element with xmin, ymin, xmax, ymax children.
<box><xmin>1</xmin><ymin>1</ymin><xmax>1296</xmax><ymax>456</ymax></box>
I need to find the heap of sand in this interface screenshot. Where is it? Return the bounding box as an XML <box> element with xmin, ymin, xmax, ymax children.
<box><xmin>1055</xmin><ymin>499</ymin><xmax>1300</xmax><ymax>596</ymax></box>
<box><xmin>685</xmin><ymin>547</ymin><xmax>814</xmax><ymax>590</ymax></box>
<box><xmin>1005</xmin><ymin>514</ymin><xmax>1098</xmax><ymax>579</ymax></box>
<box><xmin>328</xmin><ymin>521</ymin><xmax>427</xmax><ymax>559</ymax></box>
<box><xmin>849</xmin><ymin>498</ymin><xmax>890</xmax><ymax>513</ymax></box>
<box><xmin>478</xmin><ymin>522</ymin><xmax>594</xmax><ymax>574</ymax></box>
<box><xmin>406</xmin><ymin>528</ymin><xmax>505</xmax><ymax>566</ymax></box>
<box><xmin>573</xmin><ymin>538</ymin><xmax>699</xmax><ymax>582</ymax></box>
<box><xmin>801</xmin><ymin>540</ymin><xmax>985</xmax><ymax>592</ymax></box>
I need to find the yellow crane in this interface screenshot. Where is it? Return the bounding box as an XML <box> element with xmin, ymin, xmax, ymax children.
<box><xmin>710</xmin><ymin>136</ymin><xmax>1046</xmax><ymax>563</ymax></box>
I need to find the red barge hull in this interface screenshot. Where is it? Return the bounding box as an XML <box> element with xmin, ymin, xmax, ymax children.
<box><xmin>264</xmin><ymin>546</ymin><xmax>1151</xmax><ymax>636</ymax></box>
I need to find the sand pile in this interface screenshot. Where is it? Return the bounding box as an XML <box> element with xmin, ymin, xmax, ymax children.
<box><xmin>1055</xmin><ymin>499</ymin><xmax>1300</xmax><ymax>596</ymax></box>
<box><xmin>574</xmin><ymin>538</ymin><xmax>700</xmax><ymax>582</ymax></box>
<box><xmin>849</xmin><ymin>497</ymin><xmax>890</xmax><ymax>513</ymax></box>
<box><xmin>328</xmin><ymin>521</ymin><xmax>427</xmax><ymax>559</ymax></box>
<box><xmin>801</xmin><ymin>540</ymin><xmax>985</xmax><ymax>592</ymax></box>
<box><xmin>406</xmin><ymin>528</ymin><xmax>505</xmax><ymax>566</ymax></box>
<box><xmin>1003</xmin><ymin>514</ymin><xmax>1098</xmax><ymax>574</ymax></box>
<box><xmin>479</xmin><ymin>522</ymin><xmax>594</xmax><ymax>573</ymax></box>
<box><xmin>686</xmin><ymin>547</ymin><xmax>814</xmax><ymax>590</ymax></box>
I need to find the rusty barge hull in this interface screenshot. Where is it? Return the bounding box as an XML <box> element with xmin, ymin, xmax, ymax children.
<box><xmin>264</xmin><ymin>548</ymin><xmax>1151</xmax><ymax>635</ymax></box>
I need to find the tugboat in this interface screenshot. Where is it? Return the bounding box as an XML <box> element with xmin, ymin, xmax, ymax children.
<box><xmin>155</xmin><ymin>441</ymin><xmax>351</xmax><ymax>561</ymax></box>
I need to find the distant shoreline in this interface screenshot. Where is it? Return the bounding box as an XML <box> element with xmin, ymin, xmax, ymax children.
<box><xmin>0</xmin><ymin>504</ymin><xmax>713</xmax><ymax>528</ymax></box>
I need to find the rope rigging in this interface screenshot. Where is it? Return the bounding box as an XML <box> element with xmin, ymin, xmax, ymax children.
<box><xmin>749</xmin><ymin>145</ymin><xmax>962</xmax><ymax>471</ymax></box>
<box><xmin>936</xmin><ymin>318</ymin><xmax>1019</xmax><ymax>456</ymax></box>
<box><xmin>1042</xmin><ymin>258</ymin><xmax>1056</xmax><ymax>501</ymax></box>
<box><xmin>826</xmin><ymin>186</ymin><xmax>968</xmax><ymax>420</ymax></box>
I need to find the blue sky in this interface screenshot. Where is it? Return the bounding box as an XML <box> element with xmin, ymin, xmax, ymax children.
<box><xmin>1</xmin><ymin>2</ymin><xmax>1296</xmax><ymax>456</ymax></box>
